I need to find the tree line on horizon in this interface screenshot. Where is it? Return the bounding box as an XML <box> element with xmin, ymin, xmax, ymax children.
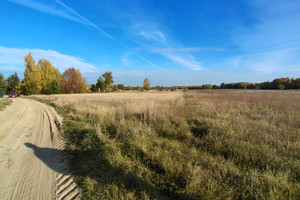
<box><xmin>90</xmin><ymin>77</ymin><xmax>300</xmax><ymax>92</ymax></box>
<box><xmin>184</xmin><ymin>77</ymin><xmax>300</xmax><ymax>90</ymax></box>
<box><xmin>181</xmin><ymin>77</ymin><xmax>300</xmax><ymax>90</ymax></box>
<box><xmin>0</xmin><ymin>53</ymin><xmax>300</xmax><ymax>95</ymax></box>
<box><xmin>89</xmin><ymin>77</ymin><xmax>151</xmax><ymax>92</ymax></box>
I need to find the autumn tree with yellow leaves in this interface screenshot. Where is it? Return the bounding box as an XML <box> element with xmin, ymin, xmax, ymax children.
<box><xmin>20</xmin><ymin>52</ymin><xmax>42</xmax><ymax>95</ymax></box>
<box><xmin>143</xmin><ymin>78</ymin><xmax>150</xmax><ymax>91</ymax></box>
<box><xmin>19</xmin><ymin>53</ymin><xmax>86</xmax><ymax>94</ymax></box>
<box><xmin>38</xmin><ymin>58</ymin><xmax>61</xmax><ymax>94</ymax></box>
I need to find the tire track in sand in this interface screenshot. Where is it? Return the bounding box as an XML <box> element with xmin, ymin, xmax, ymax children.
<box><xmin>0</xmin><ymin>98</ymin><xmax>80</xmax><ymax>200</ymax></box>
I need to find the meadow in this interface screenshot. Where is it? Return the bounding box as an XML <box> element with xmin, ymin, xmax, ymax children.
<box><xmin>34</xmin><ymin>90</ymin><xmax>300</xmax><ymax>200</ymax></box>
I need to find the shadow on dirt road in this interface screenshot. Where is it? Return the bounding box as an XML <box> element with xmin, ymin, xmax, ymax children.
<box><xmin>25</xmin><ymin>143</ymin><xmax>71</xmax><ymax>175</ymax></box>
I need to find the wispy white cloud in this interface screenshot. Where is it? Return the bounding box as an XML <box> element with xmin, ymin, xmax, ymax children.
<box><xmin>227</xmin><ymin>57</ymin><xmax>241</xmax><ymax>70</ymax></box>
<box><xmin>227</xmin><ymin>48</ymin><xmax>300</xmax><ymax>74</ymax></box>
<box><xmin>230</xmin><ymin>0</ymin><xmax>300</xmax><ymax>73</ymax></box>
<box><xmin>6</xmin><ymin>0</ymin><xmax>85</xmax><ymax>24</ymax></box>
<box><xmin>120</xmin><ymin>46</ymin><xmax>214</xmax><ymax>70</ymax></box>
<box><xmin>163</xmin><ymin>53</ymin><xmax>204</xmax><ymax>71</ymax></box>
<box><xmin>121</xmin><ymin>56</ymin><xmax>130</xmax><ymax>66</ymax></box>
<box><xmin>130</xmin><ymin>23</ymin><xmax>205</xmax><ymax>70</ymax></box>
<box><xmin>139</xmin><ymin>30</ymin><xmax>166</xmax><ymax>42</ymax></box>
<box><xmin>148</xmin><ymin>47</ymin><xmax>225</xmax><ymax>53</ymax></box>
<box><xmin>0</xmin><ymin>46</ymin><xmax>99</xmax><ymax>73</ymax></box>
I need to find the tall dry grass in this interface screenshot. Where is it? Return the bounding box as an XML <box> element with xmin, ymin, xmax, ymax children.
<box><xmin>35</xmin><ymin>90</ymin><xmax>300</xmax><ymax>199</ymax></box>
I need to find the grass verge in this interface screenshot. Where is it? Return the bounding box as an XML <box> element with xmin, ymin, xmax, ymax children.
<box><xmin>0</xmin><ymin>98</ymin><xmax>12</xmax><ymax>111</ymax></box>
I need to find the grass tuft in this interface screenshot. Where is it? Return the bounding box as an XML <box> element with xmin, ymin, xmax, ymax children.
<box><xmin>0</xmin><ymin>98</ymin><xmax>12</xmax><ymax>111</ymax></box>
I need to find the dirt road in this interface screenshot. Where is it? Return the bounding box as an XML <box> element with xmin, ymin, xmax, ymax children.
<box><xmin>0</xmin><ymin>98</ymin><xmax>79</xmax><ymax>200</ymax></box>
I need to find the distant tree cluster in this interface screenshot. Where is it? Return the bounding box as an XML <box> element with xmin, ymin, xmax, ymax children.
<box><xmin>0</xmin><ymin>73</ymin><xmax>7</xmax><ymax>92</ymax></box>
<box><xmin>0</xmin><ymin>52</ymin><xmax>87</xmax><ymax>95</ymax></box>
<box><xmin>89</xmin><ymin>77</ymin><xmax>152</xmax><ymax>93</ymax></box>
<box><xmin>218</xmin><ymin>78</ymin><xmax>300</xmax><ymax>90</ymax></box>
<box><xmin>89</xmin><ymin>72</ymin><xmax>114</xmax><ymax>93</ymax></box>
<box><xmin>0</xmin><ymin>72</ymin><xmax>20</xmax><ymax>94</ymax></box>
<box><xmin>172</xmin><ymin>78</ymin><xmax>300</xmax><ymax>91</ymax></box>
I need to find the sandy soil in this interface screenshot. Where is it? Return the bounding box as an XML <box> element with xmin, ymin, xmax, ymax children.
<box><xmin>0</xmin><ymin>98</ymin><xmax>79</xmax><ymax>200</ymax></box>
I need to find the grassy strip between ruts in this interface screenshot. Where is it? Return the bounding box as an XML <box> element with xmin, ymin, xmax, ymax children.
<box><xmin>30</xmin><ymin>91</ymin><xmax>300</xmax><ymax>200</ymax></box>
<box><xmin>0</xmin><ymin>98</ymin><xmax>12</xmax><ymax>111</ymax></box>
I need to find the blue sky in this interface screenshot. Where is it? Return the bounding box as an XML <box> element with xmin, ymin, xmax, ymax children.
<box><xmin>0</xmin><ymin>0</ymin><xmax>299</xmax><ymax>86</ymax></box>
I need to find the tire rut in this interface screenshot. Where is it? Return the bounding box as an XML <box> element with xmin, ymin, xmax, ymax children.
<box><xmin>0</xmin><ymin>98</ymin><xmax>80</xmax><ymax>200</ymax></box>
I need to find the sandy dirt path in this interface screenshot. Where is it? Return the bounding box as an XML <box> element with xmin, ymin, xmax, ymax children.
<box><xmin>0</xmin><ymin>98</ymin><xmax>79</xmax><ymax>200</ymax></box>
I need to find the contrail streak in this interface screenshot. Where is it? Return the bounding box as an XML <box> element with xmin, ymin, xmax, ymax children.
<box><xmin>55</xmin><ymin>0</ymin><xmax>159</xmax><ymax>69</ymax></box>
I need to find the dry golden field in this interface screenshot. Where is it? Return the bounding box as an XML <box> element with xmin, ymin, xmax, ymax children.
<box><xmin>34</xmin><ymin>90</ymin><xmax>300</xmax><ymax>200</ymax></box>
